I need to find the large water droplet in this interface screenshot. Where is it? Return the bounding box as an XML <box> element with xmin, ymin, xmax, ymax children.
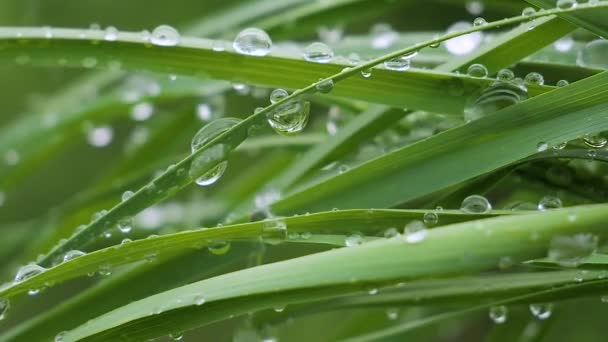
<box><xmin>464</xmin><ymin>79</ymin><xmax>528</xmax><ymax>121</ymax></box>
<box><xmin>233</xmin><ymin>28</ymin><xmax>272</xmax><ymax>57</ymax></box>
<box><xmin>529</xmin><ymin>303</ymin><xmax>553</xmax><ymax>320</ymax></box>
<box><xmin>383</xmin><ymin>55</ymin><xmax>411</xmax><ymax>71</ymax></box>
<box><xmin>150</xmin><ymin>25</ymin><xmax>180</xmax><ymax>47</ymax></box>
<box><xmin>489</xmin><ymin>306</ymin><xmax>508</xmax><ymax>324</ymax></box>
<box><xmin>577</xmin><ymin>40</ymin><xmax>608</xmax><ymax>69</ymax></box>
<box><xmin>403</xmin><ymin>220</ymin><xmax>428</xmax><ymax>243</ymax></box>
<box><xmin>548</xmin><ymin>234</ymin><xmax>597</xmax><ymax>267</ymax></box>
<box><xmin>303</xmin><ymin>42</ymin><xmax>334</xmax><ymax>63</ymax></box>
<box><xmin>423</xmin><ymin>212</ymin><xmax>439</xmax><ymax>226</ymax></box>
<box><xmin>267</xmin><ymin>100</ymin><xmax>310</xmax><ymax>135</ymax></box>
<box><xmin>460</xmin><ymin>195</ymin><xmax>492</xmax><ymax>214</ymax></box>
<box><xmin>14</xmin><ymin>264</ymin><xmax>46</xmax><ymax>283</ymax></box>
<box><xmin>191</xmin><ymin>118</ymin><xmax>241</xmax><ymax>153</ymax></box>
<box><xmin>63</xmin><ymin>250</ymin><xmax>86</xmax><ymax>263</ymax></box>
<box><xmin>270</xmin><ymin>88</ymin><xmax>288</xmax><ymax>104</ymax></box>
<box><xmin>524</xmin><ymin>72</ymin><xmax>544</xmax><ymax>85</ymax></box>
<box><xmin>467</xmin><ymin>63</ymin><xmax>488</xmax><ymax>78</ymax></box>
<box><xmin>445</xmin><ymin>22</ymin><xmax>483</xmax><ymax>55</ymax></box>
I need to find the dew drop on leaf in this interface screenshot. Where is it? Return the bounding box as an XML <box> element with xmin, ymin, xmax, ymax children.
<box><xmin>460</xmin><ymin>195</ymin><xmax>491</xmax><ymax>214</ymax></box>
<box><xmin>303</xmin><ymin>42</ymin><xmax>334</xmax><ymax>63</ymax></box>
<box><xmin>150</xmin><ymin>25</ymin><xmax>180</xmax><ymax>46</ymax></box>
<box><xmin>233</xmin><ymin>28</ymin><xmax>272</xmax><ymax>56</ymax></box>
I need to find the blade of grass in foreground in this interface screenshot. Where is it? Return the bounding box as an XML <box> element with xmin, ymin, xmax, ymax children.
<box><xmin>63</xmin><ymin>204</ymin><xmax>608</xmax><ymax>341</ymax></box>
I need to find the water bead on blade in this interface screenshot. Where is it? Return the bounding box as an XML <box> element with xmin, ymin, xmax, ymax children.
<box><xmin>315</xmin><ymin>79</ymin><xmax>334</xmax><ymax>93</ymax></box>
<box><xmin>489</xmin><ymin>306</ymin><xmax>508</xmax><ymax>324</ymax></box>
<box><xmin>233</xmin><ymin>28</ymin><xmax>272</xmax><ymax>57</ymax></box>
<box><xmin>104</xmin><ymin>26</ymin><xmax>118</xmax><ymax>41</ymax></box>
<box><xmin>583</xmin><ymin>134</ymin><xmax>607</xmax><ymax>148</ymax></box>
<box><xmin>191</xmin><ymin>118</ymin><xmax>242</xmax><ymax>153</ymax></box>
<box><xmin>473</xmin><ymin>17</ymin><xmax>487</xmax><ymax>26</ymax></box>
<box><xmin>496</xmin><ymin>69</ymin><xmax>514</xmax><ymax>81</ymax></box>
<box><xmin>522</xmin><ymin>7</ymin><xmax>536</xmax><ymax>16</ymax></box>
<box><xmin>150</xmin><ymin>25</ymin><xmax>180</xmax><ymax>47</ymax></box>
<box><xmin>464</xmin><ymin>77</ymin><xmax>528</xmax><ymax>122</ymax></box>
<box><xmin>403</xmin><ymin>220</ymin><xmax>428</xmax><ymax>243</ymax></box>
<box><xmin>460</xmin><ymin>195</ymin><xmax>491</xmax><ymax>214</ymax></box>
<box><xmin>548</xmin><ymin>234</ymin><xmax>598</xmax><ymax>267</ymax></box>
<box><xmin>556</xmin><ymin>0</ymin><xmax>577</xmax><ymax>10</ymax></box>
<box><xmin>303</xmin><ymin>42</ymin><xmax>334</xmax><ymax>63</ymax></box>
<box><xmin>467</xmin><ymin>63</ymin><xmax>488</xmax><ymax>78</ymax></box>
<box><xmin>63</xmin><ymin>250</ymin><xmax>86</xmax><ymax>262</ymax></box>
<box><xmin>556</xmin><ymin>79</ymin><xmax>569</xmax><ymax>87</ymax></box>
<box><xmin>529</xmin><ymin>303</ymin><xmax>554</xmax><ymax>320</ymax></box>
<box><xmin>14</xmin><ymin>264</ymin><xmax>46</xmax><ymax>283</ymax></box>
<box><xmin>383</xmin><ymin>56</ymin><xmax>411</xmax><ymax>71</ymax></box>
<box><xmin>577</xmin><ymin>40</ymin><xmax>608</xmax><ymax>69</ymax></box>
<box><xmin>194</xmin><ymin>160</ymin><xmax>227</xmax><ymax>186</ymax></box>
<box><xmin>267</xmin><ymin>100</ymin><xmax>310</xmax><ymax>136</ymax></box>
<box><xmin>524</xmin><ymin>72</ymin><xmax>544</xmax><ymax>85</ymax></box>
<box><xmin>122</xmin><ymin>190</ymin><xmax>134</xmax><ymax>202</ymax></box>
<box><xmin>538</xmin><ymin>195</ymin><xmax>562</xmax><ymax>210</ymax></box>
<box><xmin>345</xmin><ymin>233</ymin><xmax>364</xmax><ymax>247</ymax></box>
<box><xmin>270</xmin><ymin>88</ymin><xmax>288</xmax><ymax>104</ymax></box>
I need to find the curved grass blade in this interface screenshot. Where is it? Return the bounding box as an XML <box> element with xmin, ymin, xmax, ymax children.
<box><xmin>61</xmin><ymin>204</ymin><xmax>608</xmax><ymax>341</ymax></box>
<box><xmin>525</xmin><ymin>0</ymin><xmax>608</xmax><ymax>38</ymax></box>
<box><xmin>0</xmin><ymin>209</ymin><xmax>502</xmax><ymax>299</ymax></box>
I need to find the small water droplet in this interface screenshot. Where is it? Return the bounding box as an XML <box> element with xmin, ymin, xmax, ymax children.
<box><xmin>556</xmin><ymin>0</ymin><xmax>577</xmax><ymax>10</ymax></box>
<box><xmin>303</xmin><ymin>42</ymin><xmax>334</xmax><ymax>63</ymax></box>
<box><xmin>122</xmin><ymin>190</ymin><xmax>134</xmax><ymax>202</ymax></box>
<box><xmin>0</xmin><ymin>298</ymin><xmax>9</xmax><ymax>321</ymax></box>
<box><xmin>489</xmin><ymin>306</ymin><xmax>508</xmax><ymax>324</ymax></box>
<box><xmin>384</xmin><ymin>227</ymin><xmax>400</xmax><ymax>239</ymax></box>
<box><xmin>169</xmin><ymin>332</ymin><xmax>183</xmax><ymax>341</ymax></box>
<box><xmin>536</xmin><ymin>141</ymin><xmax>548</xmax><ymax>152</ymax></box>
<box><xmin>583</xmin><ymin>134</ymin><xmax>607</xmax><ymax>148</ymax></box>
<box><xmin>194</xmin><ymin>295</ymin><xmax>205</xmax><ymax>305</ymax></box>
<box><xmin>473</xmin><ymin>17</ymin><xmax>487</xmax><ymax>26</ymax></box>
<box><xmin>383</xmin><ymin>55</ymin><xmax>412</xmax><ymax>71</ymax></box>
<box><xmin>467</xmin><ymin>63</ymin><xmax>488</xmax><ymax>78</ymax></box>
<box><xmin>403</xmin><ymin>220</ymin><xmax>427</xmax><ymax>243</ymax></box>
<box><xmin>233</xmin><ymin>28</ymin><xmax>272</xmax><ymax>56</ymax></box>
<box><xmin>423</xmin><ymin>212</ymin><xmax>439</xmax><ymax>226</ymax></box>
<box><xmin>315</xmin><ymin>79</ymin><xmax>334</xmax><ymax>93</ymax></box>
<box><xmin>117</xmin><ymin>217</ymin><xmax>133</xmax><ymax>233</ymax></box>
<box><xmin>524</xmin><ymin>72</ymin><xmax>544</xmax><ymax>85</ymax></box>
<box><xmin>538</xmin><ymin>196</ymin><xmax>562</xmax><ymax>211</ymax></box>
<box><xmin>522</xmin><ymin>7</ymin><xmax>536</xmax><ymax>16</ymax></box>
<box><xmin>63</xmin><ymin>250</ymin><xmax>85</xmax><ymax>263</ymax></box>
<box><xmin>104</xmin><ymin>26</ymin><xmax>118</xmax><ymax>41</ymax></box>
<box><xmin>270</xmin><ymin>88</ymin><xmax>288</xmax><ymax>104</ymax></box>
<box><xmin>556</xmin><ymin>79</ymin><xmax>569</xmax><ymax>87</ymax></box>
<box><xmin>460</xmin><ymin>195</ymin><xmax>491</xmax><ymax>214</ymax></box>
<box><xmin>386</xmin><ymin>308</ymin><xmax>399</xmax><ymax>320</ymax></box>
<box><xmin>496</xmin><ymin>69</ymin><xmax>514</xmax><ymax>81</ymax></box>
<box><xmin>529</xmin><ymin>303</ymin><xmax>553</xmax><ymax>320</ymax></box>
<box><xmin>360</xmin><ymin>68</ymin><xmax>372</xmax><ymax>78</ymax></box>
<box><xmin>345</xmin><ymin>233</ymin><xmax>364</xmax><ymax>247</ymax></box>
<box><xmin>151</xmin><ymin>25</ymin><xmax>180</xmax><ymax>46</ymax></box>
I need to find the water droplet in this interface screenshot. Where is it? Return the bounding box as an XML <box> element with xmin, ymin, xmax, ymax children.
<box><xmin>104</xmin><ymin>26</ymin><xmax>118</xmax><ymax>41</ymax></box>
<box><xmin>194</xmin><ymin>295</ymin><xmax>205</xmax><ymax>305</ymax></box>
<box><xmin>315</xmin><ymin>79</ymin><xmax>334</xmax><ymax>93</ymax></box>
<box><xmin>548</xmin><ymin>234</ymin><xmax>597</xmax><ymax>267</ymax></box>
<box><xmin>556</xmin><ymin>0</ymin><xmax>577</xmax><ymax>10</ymax></box>
<box><xmin>522</xmin><ymin>7</ymin><xmax>536</xmax><ymax>16</ymax></box>
<box><xmin>553</xmin><ymin>141</ymin><xmax>567</xmax><ymax>150</ymax></box>
<box><xmin>345</xmin><ymin>233</ymin><xmax>364</xmax><ymax>247</ymax></box>
<box><xmin>464</xmin><ymin>78</ymin><xmax>528</xmax><ymax>121</ymax></box>
<box><xmin>403</xmin><ymin>220</ymin><xmax>428</xmax><ymax>243</ymax></box>
<box><xmin>87</xmin><ymin>125</ymin><xmax>113</xmax><ymax>147</ymax></box>
<box><xmin>524</xmin><ymin>72</ymin><xmax>544</xmax><ymax>85</ymax></box>
<box><xmin>169</xmin><ymin>332</ymin><xmax>183</xmax><ymax>341</ymax></box>
<box><xmin>538</xmin><ymin>196</ymin><xmax>562</xmax><ymax>211</ymax></box>
<box><xmin>151</xmin><ymin>25</ymin><xmax>180</xmax><ymax>47</ymax></box>
<box><xmin>270</xmin><ymin>88</ymin><xmax>288</xmax><ymax>104</ymax></box>
<box><xmin>467</xmin><ymin>63</ymin><xmax>488</xmax><ymax>78</ymax></box>
<box><xmin>54</xmin><ymin>331</ymin><xmax>67</xmax><ymax>342</ymax></box>
<box><xmin>496</xmin><ymin>69</ymin><xmax>514</xmax><ymax>81</ymax></box>
<box><xmin>536</xmin><ymin>142</ymin><xmax>548</xmax><ymax>152</ymax></box>
<box><xmin>208</xmin><ymin>241</ymin><xmax>231</xmax><ymax>255</ymax></box>
<box><xmin>233</xmin><ymin>28</ymin><xmax>272</xmax><ymax>56</ymax></box>
<box><xmin>583</xmin><ymin>134</ymin><xmax>607</xmax><ymax>148</ymax></box>
<box><xmin>191</xmin><ymin>118</ymin><xmax>241</xmax><ymax>153</ymax></box>
<box><xmin>529</xmin><ymin>303</ymin><xmax>553</xmax><ymax>320</ymax></box>
<box><xmin>386</xmin><ymin>308</ymin><xmax>399</xmax><ymax>320</ymax></box>
<box><xmin>489</xmin><ymin>306</ymin><xmax>508</xmax><ymax>324</ymax></box>
<box><xmin>445</xmin><ymin>22</ymin><xmax>483</xmax><ymax>55</ymax></box>
<box><xmin>117</xmin><ymin>217</ymin><xmax>133</xmax><ymax>233</ymax></box>
<box><xmin>14</xmin><ymin>264</ymin><xmax>46</xmax><ymax>283</ymax></box>
<box><xmin>121</xmin><ymin>190</ymin><xmax>134</xmax><ymax>202</ymax></box>
<box><xmin>131</xmin><ymin>102</ymin><xmax>154</xmax><ymax>121</ymax></box>
<box><xmin>267</xmin><ymin>100</ymin><xmax>310</xmax><ymax>135</ymax></box>
<box><xmin>423</xmin><ymin>212</ymin><xmax>439</xmax><ymax>226</ymax></box>
<box><xmin>303</xmin><ymin>42</ymin><xmax>334</xmax><ymax>63</ymax></box>
<box><xmin>556</xmin><ymin>79</ymin><xmax>569</xmax><ymax>87</ymax></box>
<box><xmin>384</xmin><ymin>227</ymin><xmax>400</xmax><ymax>239</ymax></box>
<box><xmin>63</xmin><ymin>250</ymin><xmax>85</xmax><ymax>263</ymax></box>
<box><xmin>383</xmin><ymin>55</ymin><xmax>411</xmax><ymax>71</ymax></box>
<box><xmin>473</xmin><ymin>17</ymin><xmax>487</xmax><ymax>26</ymax></box>
<box><xmin>360</xmin><ymin>68</ymin><xmax>372</xmax><ymax>78</ymax></box>
<box><xmin>0</xmin><ymin>298</ymin><xmax>9</xmax><ymax>321</ymax></box>
<box><xmin>460</xmin><ymin>195</ymin><xmax>491</xmax><ymax>214</ymax></box>
<box><xmin>577</xmin><ymin>40</ymin><xmax>608</xmax><ymax>69</ymax></box>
